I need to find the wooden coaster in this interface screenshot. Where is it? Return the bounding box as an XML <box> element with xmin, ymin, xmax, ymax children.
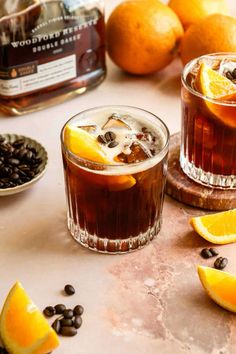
<box><xmin>166</xmin><ymin>133</ymin><xmax>236</xmax><ymax>211</ymax></box>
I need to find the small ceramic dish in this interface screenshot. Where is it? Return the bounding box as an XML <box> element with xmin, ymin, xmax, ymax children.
<box><xmin>0</xmin><ymin>134</ymin><xmax>48</xmax><ymax>196</ymax></box>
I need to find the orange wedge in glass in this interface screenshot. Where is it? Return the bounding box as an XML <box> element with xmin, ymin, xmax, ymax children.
<box><xmin>195</xmin><ymin>62</ymin><xmax>236</xmax><ymax>128</ymax></box>
<box><xmin>198</xmin><ymin>266</ymin><xmax>236</xmax><ymax>313</ymax></box>
<box><xmin>64</xmin><ymin>125</ymin><xmax>136</xmax><ymax>191</ymax></box>
<box><xmin>190</xmin><ymin>209</ymin><xmax>236</xmax><ymax>244</ymax></box>
<box><xmin>0</xmin><ymin>282</ymin><xmax>60</xmax><ymax>354</ymax></box>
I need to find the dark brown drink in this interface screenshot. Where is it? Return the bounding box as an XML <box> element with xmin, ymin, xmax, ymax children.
<box><xmin>61</xmin><ymin>106</ymin><xmax>169</xmax><ymax>254</ymax></box>
<box><xmin>181</xmin><ymin>53</ymin><xmax>236</xmax><ymax>189</ymax></box>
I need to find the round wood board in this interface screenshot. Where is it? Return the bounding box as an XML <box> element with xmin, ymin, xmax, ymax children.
<box><xmin>166</xmin><ymin>133</ymin><xmax>236</xmax><ymax>211</ymax></box>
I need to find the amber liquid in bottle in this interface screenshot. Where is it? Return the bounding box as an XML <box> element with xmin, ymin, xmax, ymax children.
<box><xmin>0</xmin><ymin>0</ymin><xmax>106</xmax><ymax>115</ymax></box>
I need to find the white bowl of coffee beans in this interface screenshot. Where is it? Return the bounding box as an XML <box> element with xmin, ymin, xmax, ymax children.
<box><xmin>0</xmin><ymin>134</ymin><xmax>48</xmax><ymax>196</ymax></box>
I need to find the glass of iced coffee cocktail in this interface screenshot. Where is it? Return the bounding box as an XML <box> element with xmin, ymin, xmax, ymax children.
<box><xmin>61</xmin><ymin>106</ymin><xmax>169</xmax><ymax>253</ymax></box>
<box><xmin>181</xmin><ymin>53</ymin><xmax>236</xmax><ymax>189</ymax></box>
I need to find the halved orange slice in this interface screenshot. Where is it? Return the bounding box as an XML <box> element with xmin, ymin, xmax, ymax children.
<box><xmin>64</xmin><ymin>125</ymin><xmax>108</xmax><ymax>164</ymax></box>
<box><xmin>0</xmin><ymin>282</ymin><xmax>60</xmax><ymax>354</ymax></box>
<box><xmin>190</xmin><ymin>209</ymin><xmax>236</xmax><ymax>244</ymax></box>
<box><xmin>64</xmin><ymin>125</ymin><xmax>136</xmax><ymax>191</ymax></box>
<box><xmin>195</xmin><ymin>62</ymin><xmax>236</xmax><ymax>128</ymax></box>
<box><xmin>198</xmin><ymin>266</ymin><xmax>236</xmax><ymax>313</ymax></box>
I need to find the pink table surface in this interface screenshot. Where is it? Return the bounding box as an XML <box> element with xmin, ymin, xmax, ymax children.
<box><xmin>0</xmin><ymin>1</ymin><xmax>236</xmax><ymax>353</ymax></box>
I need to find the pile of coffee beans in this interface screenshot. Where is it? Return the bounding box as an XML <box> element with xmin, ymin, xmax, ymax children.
<box><xmin>200</xmin><ymin>248</ymin><xmax>228</xmax><ymax>270</ymax></box>
<box><xmin>43</xmin><ymin>284</ymin><xmax>84</xmax><ymax>337</ymax></box>
<box><xmin>0</xmin><ymin>135</ymin><xmax>42</xmax><ymax>189</ymax></box>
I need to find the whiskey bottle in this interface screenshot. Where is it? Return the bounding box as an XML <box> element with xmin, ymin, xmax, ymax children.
<box><xmin>0</xmin><ymin>0</ymin><xmax>106</xmax><ymax>115</ymax></box>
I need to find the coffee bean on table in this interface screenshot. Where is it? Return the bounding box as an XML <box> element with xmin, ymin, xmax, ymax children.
<box><xmin>60</xmin><ymin>318</ymin><xmax>73</xmax><ymax>327</ymax></box>
<box><xmin>209</xmin><ymin>248</ymin><xmax>219</xmax><ymax>257</ymax></box>
<box><xmin>64</xmin><ymin>284</ymin><xmax>75</xmax><ymax>295</ymax></box>
<box><xmin>200</xmin><ymin>248</ymin><xmax>213</xmax><ymax>259</ymax></box>
<box><xmin>73</xmin><ymin>315</ymin><xmax>82</xmax><ymax>329</ymax></box>
<box><xmin>52</xmin><ymin>319</ymin><xmax>61</xmax><ymax>334</ymax></box>
<box><xmin>73</xmin><ymin>305</ymin><xmax>84</xmax><ymax>316</ymax></box>
<box><xmin>63</xmin><ymin>309</ymin><xmax>74</xmax><ymax>319</ymax></box>
<box><xmin>43</xmin><ymin>306</ymin><xmax>56</xmax><ymax>317</ymax></box>
<box><xmin>214</xmin><ymin>257</ymin><xmax>228</xmax><ymax>270</ymax></box>
<box><xmin>55</xmin><ymin>304</ymin><xmax>66</xmax><ymax>314</ymax></box>
<box><xmin>60</xmin><ymin>327</ymin><xmax>77</xmax><ymax>337</ymax></box>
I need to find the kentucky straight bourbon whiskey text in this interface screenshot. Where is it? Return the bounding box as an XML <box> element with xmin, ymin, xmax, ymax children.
<box><xmin>0</xmin><ymin>0</ymin><xmax>106</xmax><ymax>115</ymax></box>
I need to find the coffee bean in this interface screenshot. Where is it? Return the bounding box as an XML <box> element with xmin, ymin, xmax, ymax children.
<box><xmin>60</xmin><ymin>327</ymin><xmax>77</xmax><ymax>337</ymax></box>
<box><xmin>64</xmin><ymin>284</ymin><xmax>75</xmax><ymax>295</ymax></box>
<box><xmin>214</xmin><ymin>257</ymin><xmax>228</xmax><ymax>270</ymax></box>
<box><xmin>73</xmin><ymin>315</ymin><xmax>82</xmax><ymax>329</ymax></box>
<box><xmin>226</xmin><ymin>71</ymin><xmax>234</xmax><ymax>80</ymax></box>
<box><xmin>108</xmin><ymin>141</ymin><xmax>119</xmax><ymax>148</ymax></box>
<box><xmin>104</xmin><ymin>131</ymin><xmax>116</xmax><ymax>142</ymax></box>
<box><xmin>73</xmin><ymin>305</ymin><xmax>84</xmax><ymax>316</ymax></box>
<box><xmin>10</xmin><ymin>173</ymin><xmax>20</xmax><ymax>181</ymax></box>
<box><xmin>0</xmin><ymin>347</ymin><xmax>8</xmax><ymax>354</ymax></box>
<box><xmin>63</xmin><ymin>309</ymin><xmax>74</xmax><ymax>319</ymax></box>
<box><xmin>13</xmin><ymin>139</ymin><xmax>25</xmax><ymax>148</ymax></box>
<box><xmin>43</xmin><ymin>306</ymin><xmax>56</xmax><ymax>317</ymax></box>
<box><xmin>60</xmin><ymin>318</ymin><xmax>73</xmax><ymax>327</ymax></box>
<box><xmin>232</xmin><ymin>68</ymin><xmax>236</xmax><ymax>79</ymax></box>
<box><xmin>97</xmin><ymin>134</ymin><xmax>107</xmax><ymax>144</ymax></box>
<box><xmin>7</xmin><ymin>158</ymin><xmax>20</xmax><ymax>166</ymax></box>
<box><xmin>200</xmin><ymin>248</ymin><xmax>212</xmax><ymax>259</ymax></box>
<box><xmin>55</xmin><ymin>304</ymin><xmax>66</xmax><ymax>314</ymax></box>
<box><xmin>209</xmin><ymin>248</ymin><xmax>219</xmax><ymax>257</ymax></box>
<box><xmin>52</xmin><ymin>319</ymin><xmax>61</xmax><ymax>334</ymax></box>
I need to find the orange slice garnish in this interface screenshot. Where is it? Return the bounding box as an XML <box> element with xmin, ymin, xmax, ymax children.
<box><xmin>190</xmin><ymin>209</ymin><xmax>236</xmax><ymax>244</ymax></box>
<box><xmin>64</xmin><ymin>125</ymin><xmax>136</xmax><ymax>191</ymax></box>
<box><xmin>198</xmin><ymin>266</ymin><xmax>236</xmax><ymax>313</ymax></box>
<box><xmin>0</xmin><ymin>282</ymin><xmax>60</xmax><ymax>354</ymax></box>
<box><xmin>195</xmin><ymin>62</ymin><xmax>236</xmax><ymax>128</ymax></box>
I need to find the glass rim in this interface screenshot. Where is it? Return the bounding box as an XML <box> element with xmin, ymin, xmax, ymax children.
<box><xmin>181</xmin><ymin>52</ymin><xmax>236</xmax><ymax>106</ymax></box>
<box><xmin>61</xmin><ymin>105</ymin><xmax>170</xmax><ymax>171</ymax></box>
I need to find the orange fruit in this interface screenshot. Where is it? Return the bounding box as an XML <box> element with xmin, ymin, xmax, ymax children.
<box><xmin>190</xmin><ymin>209</ymin><xmax>236</xmax><ymax>244</ymax></box>
<box><xmin>198</xmin><ymin>266</ymin><xmax>236</xmax><ymax>313</ymax></box>
<box><xmin>195</xmin><ymin>62</ymin><xmax>236</xmax><ymax>128</ymax></box>
<box><xmin>0</xmin><ymin>282</ymin><xmax>60</xmax><ymax>354</ymax></box>
<box><xmin>64</xmin><ymin>125</ymin><xmax>136</xmax><ymax>191</ymax></box>
<box><xmin>180</xmin><ymin>14</ymin><xmax>236</xmax><ymax>65</ymax></box>
<box><xmin>168</xmin><ymin>0</ymin><xmax>228</xmax><ymax>30</ymax></box>
<box><xmin>106</xmin><ymin>0</ymin><xmax>184</xmax><ymax>75</ymax></box>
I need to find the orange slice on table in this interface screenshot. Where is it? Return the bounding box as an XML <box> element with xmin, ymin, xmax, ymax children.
<box><xmin>0</xmin><ymin>282</ymin><xmax>60</xmax><ymax>354</ymax></box>
<box><xmin>190</xmin><ymin>209</ymin><xmax>236</xmax><ymax>244</ymax></box>
<box><xmin>198</xmin><ymin>266</ymin><xmax>236</xmax><ymax>313</ymax></box>
<box><xmin>64</xmin><ymin>125</ymin><xmax>136</xmax><ymax>191</ymax></box>
<box><xmin>195</xmin><ymin>62</ymin><xmax>236</xmax><ymax>128</ymax></box>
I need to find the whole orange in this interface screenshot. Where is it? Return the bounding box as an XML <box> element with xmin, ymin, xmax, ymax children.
<box><xmin>106</xmin><ymin>0</ymin><xmax>184</xmax><ymax>75</ymax></box>
<box><xmin>180</xmin><ymin>14</ymin><xmax>236</xmax><ymax>65</ymax></box>
<box><xmin>168</xmin><ymin>0</ymin><xmax>228</xmax><ymax>30</ymax></box>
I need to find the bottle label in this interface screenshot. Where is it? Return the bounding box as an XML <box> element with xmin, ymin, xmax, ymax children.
<box><xmin>0</xmin><ymin>55</ymin><xmax>76</xmax><ymax>97</ymax></box>
<box><xmin>0</xmin><ymin>2</ymin><xmax>105</xmax><ymax>98</ymax></box>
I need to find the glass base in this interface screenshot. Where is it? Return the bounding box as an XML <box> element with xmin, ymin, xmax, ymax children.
<box><xmin>180</xmin><ymin>153</ymin><xmax>236</xmax><ymax>189</ymax></box>
<box><xmin>68</xmin><ymin>216</ymin><xmax>161</xmax><ymax>254</ymax></box>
